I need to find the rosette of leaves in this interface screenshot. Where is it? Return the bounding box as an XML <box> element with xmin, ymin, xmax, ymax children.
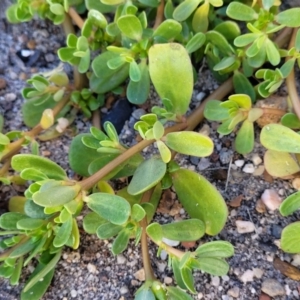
<box><xmin>173</xmin><ymin>0</ymin><xmax>224</xmax><ymax>33</ymax></box>
<box><xmin>6</xmin><ymin>0</ymin><xmax>83</xmax><ymax>24</ymax></box>
<box><xmin>254</xmin><ymin>29</ymin><xmax>300</xmax><ymax>97</ymax></box>
<box><xmin>70</xmin><ymin>88</ymin><xmax>104</xmax><ymax>118</ymax></box>
<box><xmin>204</xmin><ymin>94</ymin><xmax>263</xmax><ymax>154</ymax></box>
<box><xmin>0</xmin><ymin>154</ymin><xmax>85</xmax><ymax>299</ymax></box>
<box><xmin>226</xmin><ymin>1</ymin><xmax>300</xmax><ymax>68</ymax></box>
<box><xmin>69</xmin><ymin>122</ymin><xmax>144</xmax><ymax>178</ymax></box>
<box><xmin>260</xmin><ymin>123</ymin><xmax>300</xmax><ymax>178</ymax></box>
<box><xmin>22</xmin><ymin>72</ymin><xmax>70</xmax><ymax>128</ymax></box>
<box><xmin>134</xmin><ymin>114</ymin><xmax>214</xmax><ymax>163</ymax></box>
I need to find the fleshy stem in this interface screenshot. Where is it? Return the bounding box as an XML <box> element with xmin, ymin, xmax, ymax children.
<box><xmin>63</xmin><ymin>13</ymin><xmax>87</xmax><ymax>90</ymax></box>
<box><xmin>140</xmin><ymin>189</ymin><xmax>156</xmax><ymax>281</ymax></box>
<box><xmin>0</xmin><ymin>95</ymin><xmax>71</xmax><ymax>164</ymax></box>
<box><xmin>286</xmin><ymin>28</ymin><xmax>300</xmax><ymax>120</ymax></box>
<box><xmin>79</xmin><ymin>122</ymin><xmax>187</xmax><ymax>190</ymax></box>
<box><xmin>153</xmin><ymin>0</ymin><xmax>165</xmax><ymax>29</ymax></box>
<box><xmin>68</xmin><ymin>7</ymin><xmax>84</xmax><ymax>29</ymax></box>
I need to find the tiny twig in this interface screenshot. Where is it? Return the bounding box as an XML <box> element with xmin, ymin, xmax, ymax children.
<box><xmin>68</xmin><ymin>7</ymin><xmax>84</xmax><ymax>29</ymax></box>
<box><xmin>92</xmin><ymin>110</ymin><xmax>101</xmax><ymax>130</ymax></box>
<box><xmin>153</xmin><ymin>0</ymin><xmax>165</xmax><ymax>29</ymax></box>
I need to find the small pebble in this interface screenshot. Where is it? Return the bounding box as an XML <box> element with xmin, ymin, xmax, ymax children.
<box><xmin>251</xmin><ymin>154</ymin><xmax>262</xmax><ymax>165</ymax></box>
<box><xmin>292</xmin><ymin>254</ymin><xmax>300</xmax><ymax>266</ymax></box>
<box><xmin>134</xmin><ymin>268</ymin><xmax>145</xmax><ymax>281</ymax></box>
<box><xmin>236</xmin><ymin>220</ymin><xmax>256</xmax><ymax>233</ymax></box>
<box><xmin>5</xmin><ymin>93</ymin><xmax>17</xmax><ymax>102</ymax></box>
<box><xmin>219</xmin><ymin>149</ymin><xmax>233</xmax><ymax>164</ymax></box>
<box><xmin>132</xmin><ymin>108</ymin><xmax>146</xmax><ymax>119</ymax></box>
<box><xmin>120</xmin><ymin>286</ymin><xmax>129</xmax><ymax>295</ymax></box>
<box><xmin>87</xmin><ymin>263</ymin><xmax>97</xmax><ymax>273</ymax></box>
<box><xmin>253</xmin><ymin>268</ymin><xmax>264</xmax><ymax>278</ymax></box>
<box><xmin>211</xmin><ymin>276</ymin><xmax>220</xmax><ymax>286</ymax></box>
<box><xmin>117</xmin><ymin>254</ymin><xmax>127</xmax><ymax>264</ymax></box>
<box><xmin>292</xmin><ymin>178</ymin><xmax>300</xmax><ymax>190</ymax></box>
<box><xmin>253</xmin><ymin>165</ymin><xmax>265</xmax><ymax>176</ymax></box>
<box><xmin>234</xmin><ymin>160</ymin><xmax>244</xmax><ymax>167</ymax></box>
<box><xmin>261</xmin><ymin>189</ymin><xmax>281</xmax><ymax>211</ymax></box>
<box><xmin>70</xmin><ymin>290</ymin><xmax>77</xmax><ymax>298</ymax></box>
<box><xmin>197</xmin><ymin>158</ymin><xmax>211</xmax><ymax>170</ymax></box>
<box><xmin>227</xmin><ymin>287</ymin><xmax>240</xmax><ymax>298</ymax></box>
<box><xmin>261</xmin><ymin>279</ymin><xmax>285</xmax><ymax>297</ymax></box>
<box><xmin>0</xmin><ymin>78</ymin><xmax>6</xmax><ymax>89</ymax></box>
<box><xmin>162</xmin><ymin>238</ymin><xmax>180</xmax><ymax>247</ymax></box>
<box><xmin>239</xmin><ymin>270</ymin><xmax>254</xmax><ymax>283</ymax></box>
<box><xmin>164</xmin><ymin>277</ymin><xmax>173</xmax><ymax>284</ymax></box>
<box><xmin>196</xmin><ymin>91</ymin><xmax>206</xmax><ymax>101</ymax></box>
<box><xmin>242</xmin><ymin>163</ymin><xmax>255</xmax><ymax>174</ymax></box>
<box><xmin>160</xmin><ymin>250</ymin><xmax>168</xmax><ymax>260</ymax></box>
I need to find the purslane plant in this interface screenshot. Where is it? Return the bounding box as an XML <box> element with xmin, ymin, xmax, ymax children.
<box><xmin>1</xmin><ymin>0</ymin><xmax>300</xmax><ymax>299</ymax></box>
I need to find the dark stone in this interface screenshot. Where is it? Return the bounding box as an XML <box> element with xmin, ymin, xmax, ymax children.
<box><xmin>270</xmin><ymin>224</ymin><xmax>282</xmax><ymax>239</ymax></box>
<box><xmin>101</xmin><ymin>98</ymin><xmax>133</xmax><ymax>134</ymax></box>
<box><xmin>190</xmin><ymin>156</ymin><xmax>200</xmax><ymax>165</ymax></box>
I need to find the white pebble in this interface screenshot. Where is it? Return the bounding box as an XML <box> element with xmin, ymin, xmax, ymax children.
<box><xmin>292</xmin><ymin>254</ymin><xmax>300</xmax><ymax>266</ymax></box>
<box><xmin>236</xmin><ymin>220</ymin><xmax>255</xmax><ymax>233</ymax></box>
<box><xmin>242</xmin><ymin>163</ymin><xmax>255</xmax><ymax>173</ymax></box>
<box><xmin>120</xmin><ymin>286</ymin><xmax>129</xmax><ymax>294</ymax></box>
<box><xmin>211</xmin><ymin>276</ymin><xmax>220</xmax><ymax>286</ymax></box>
<box><xmin>162</xmin><ymin>238</ymin><xmax>180</xmax><ymax>247</ymax></box>
<box><xmin>196</xmin><ymin>92</ymin><xmax>206</xmax><ymax>101</ymax></box>
<box><xmin>160</xmin><ymin>250</ymin><xmax>168</xmax><ymax>260</ymax></box>
<box><xmin>164</xmin><ymin>276</ymin><xmax>173</xmax><ymax>284</ymax></box>
<box><xmin>261</xmin><ymin>189</ymin><xmax>282</xmax><ymax>211</ymax></box>
<box><xmin>239</xmin><ymin>270</ymin><xmax>254</xmax><ymax>283</ymax></box>
<box><xmin>234</xmin><ymin>160</ymin><xmax>244</xmax><ymax>167</ymax></box>
<box><xmin>134</xmin><ymin>268</ymin><xmax>145</xmax><ymax>281</ymax></box>
<box><xmin>117</xmin><ymin>254</ymin><xmax>127</xmax><ymax>264</ymax></box>
<box><xmin>71</xmin><ymin>290</ymin><xmax>77</xmax><ymax>298</ymax></box>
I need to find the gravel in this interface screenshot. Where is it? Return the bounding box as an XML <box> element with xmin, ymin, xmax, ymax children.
<box><xmin>1</xmin><ymin>1</ymin><xmax>300</xmax><ymax>300</ymax></box>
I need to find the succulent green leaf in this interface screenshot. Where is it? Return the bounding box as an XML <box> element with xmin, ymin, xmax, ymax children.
<box><xmin>148</xmin><ymin>43</ymin><xmax>193</xmax><ymax>115</ymax></box>
<box><xmin>280</xmin><ymin>59</ymin><xmax>296</xmax><ymax>78</ymax></box>
<box><xmin>0</xmin><ymin>133</ymin><xmax>9</xmax><ymax>145</ymax></box>
<box><xmin>69</xmin><ymin>134</ymin><xmax>103</xmax><ymax>177</ymax></box>
<box><xmin>194</xmin><ymin>257</ymin><xmax>229</xmax><ymax>275</ymax></box>
<box><xmin>265</xmin><ymin>40</ymin><xmax>280</xmax><ymax>66</ymax></box>
<box><xmin>226</xmin><ymin>2</ymin><xmax>257</xmax><ymax>21</ymax></box>
<box><xmin>53</xmin><ymin>218</ymin><xmax>72</xmax><ymax>248</ymax></box>
<box><xmin>280</xmin><ymin>191</ymin><xmax>300</xmax><ymax>216</ymax></box>
<box><xmin>33</xmin><ymin>183</ymin><xmax>79</xmax><ymax>207</ymax></box>
<box><xmin>206</xmin><ymin>31</ymin><xmax>235</xmax><ymax>56</ymax></box>
<box><xmin>261</xmin><ymin>124</ymin><xmax>300</xmax><ymax>153</ymax></box>
<box><xmin>234</xmin><ymin>33</ymin><xmax>258</xmax><ymax>48</ymax></box>
<box><xmin>127</xmin><ymin>62</ymin><xmax>150</xmax><ymax>105</ymax></box>
<box><xmin>280</xmin><ymin>222</ymin><xmax>300</xmax><ymax>253</ymax></box>
<box><xmin>12</xmin><ymin>154</ymin><xmax>66</xmax><ymax>180</ymax></box>
<box><xmin>83</xmin><ymin>212</ymin><xmax>106</xmax><ymax>234</ymax></box>
<box><xmin>165</xmin><ymin>131</ymin><xmax>213</xmax><ymax>157</ymax></box>
<box><xmin>128</xmin><ymin>158</ymin><xmax>166</xmax><ymax>195</ymax></box>
<box><xmin>296</xmin><ymin>29</ymin><xmax>300</xmax><ymax>51</ymax></box>
<box><xmin>135</xmin><ymin>287</ymin><xmax>156</xmax><ymax>300</ymax></box>
<box><xmin>214</xmin><ymin>21</ymin><xmax>240</xmax><ymax>43</ymax></box>
<box><xmin>91</xmin><ymin>52</ymin><xmax>129</xmax><ymax>94</ymax></box>
<box><xmin>195</xmin><ymin>241</ymin><xmax>234</xmax><ymax>257</ymax></box>
<box><xmin>0</xmin><ymin>213</ymin><xmax>29</xmax><ymax>230</ymax></box>
<box><xmin>23</xmin><ymin>250</ymin><xmax>62</xmax><ymax>293</ymax></box>
<box><xmin>171</xmin><ymin>169</ymin><xmax>227</xmax><ymax>235</ymax></box>
<box><xmin>235</xmin><ymin>120</ymin><xmax>254</xmax><ymax>154</ymax></box>
<box><xmin>153</xmin><ymin>19</ymin><xmax>182</xmax><ymax>40</ymax></box>
<box><xmin>146</xmin><ymin>223</ymin><xmax>163</xmax><ymax>244</ymax></box>
<box><xmin>281</xmin><ymin>113</ymin><xmax>300</xmax><ymax>129</ymax></box>
<box><xmin>192</xmin><ymin>2</ymin><xmax>209</xmax><ymax>33</ymax></box>
<box><xmin>233</xmin><ymin>71</ymin><xmax>256</xmax><ymax>102</ymax></box>
<box><xmin>173</xmin><ymin>0</ymin><xmax>202</xmax><ymax>21</ymax></box>
<box><xmin>17</xmin><ymin>219</ymin><xmax>44</xmax><ymax>230</ymax></box>
<box><xmin>228</xmin><ymin>94</ymin><xmax>251</xmax><ymax>109</ymax></box>
<box><xmin>112</xmin><ymin>229</ymin><xmax>131</xmax><ymax>255</ymax></box>
<box><xmin>167</xmin><ymin>286</ymin><xmax>194</xmax><ymax>300</ymax></box>
<box><xmin>204</xmin><ymin>100</ymin><xmax>230</xmax><ymax>121</ymax></box>
<box><xmin>129</xmin><ymin>60</ymin><xmax>141</xmax><ymax>82</ymax></box>
<box><xmin>264</xmin><ymin>150</ymin><xmax>300</xmax><ymax>178</ymax></box>
<box><xmin>131</xmin><ymin>204</ymin><xmax>146</xmax><ymax>222</ymax></box>
<box><xmin>186</xmin><ymin>32</ymin><xmax>206</xmax><ymax>54</ymax></box>
<box><xmin>96</xmin><ymin>222</ymin><xmax>123</xmax><ymax>239</ymax></box>
<box><xmin>161</xmin><ymin>219</ymin><xmax>205</xmax><ymax>241</ymax></box>
<box><xmin>157</xmin><ymin>140</ymin><xmax>172</xmax><ymax>163</ymax></box>
<box><xmin>86</xmin><ymin>193</ymin><xmax>130</xmax><ymax>225</ymax></box>
<box><xmin>8</xmin><ymin>196</ymin><xmax>26</xmax><ymax>214</ymax></box>
<box><xmin>117</xmin><ymin>15</ymin><xmax>143</xmax><ymax>40</ymax></box>
<box><xmin>10</xmin><ymin>239</ymin><xmax>38</xmax><ymax>258</ymax></box>
<box><xmin>24</xmin><ymin>200</ymin><xmax>47</xmax><ymax>219</ymax></box>
<box><xmin>181</xmin><ymin>267</ymin><xmax>196</xmax><ymax>293</ymax></box>
<box><xmin>276</xmin><ymin>8</ymin><xmax>300</xmax><ymax>27</ymax></box>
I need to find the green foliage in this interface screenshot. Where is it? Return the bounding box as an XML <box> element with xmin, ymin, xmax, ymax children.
<box><xmin>4</xmin><ymin>0</ymin><xmax>300</xmax><ymax>298</ymax></box>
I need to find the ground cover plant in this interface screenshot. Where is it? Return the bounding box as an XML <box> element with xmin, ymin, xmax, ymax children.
<box><xmin>0</xmin><ymin>0</ymin><xmax>300</xmax><ymax>299</ymax></box>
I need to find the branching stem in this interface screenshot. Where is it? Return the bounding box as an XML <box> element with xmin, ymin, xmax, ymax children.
<box><xmin>68</xmin><ymin>7</ymin><xmax>84</xmax><ymax>29</ymax></box>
